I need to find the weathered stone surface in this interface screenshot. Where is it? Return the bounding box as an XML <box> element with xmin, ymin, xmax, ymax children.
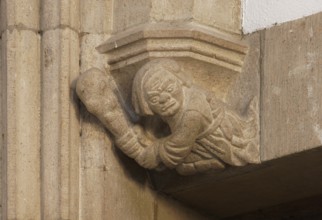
<box><xmin>41</xmin><ymin>28</ymin><xmax>80</xmax><ymax>220</ymax></box>
<box><xmin>0</xmin><ymin>0</ymin><xmax>40</xmax><ymax>32</ymax></box>
<box><xmin>41</xmin><ymin>0</ymin><xmax>80</xmax><ymax>31</ymax></box>
<box><xmin>80</xmin><ymin>0</ymin><xmax>112</xmax><ymax>34</ymax></box>
<box><xmin>150</xmin><ymin>0</ymin><xmax>193</xmax><ymax>22</ymax></box>
<box><xmin>79</xmin><ymin>109</ymin><xmax>156</xmax><ymax>220</ymax></box>
<box><xmin>261</xmin><ymin>12</ymin><xmax>322</xmax><ymax>161</ymax></box>
<box><xmin>80</xmin><ymin>34</ymin><xmax>109</xmax><ymax>72</ymax></box>
<box><xmin>2</xmin><ymin>29</ymin><xmax>41</xmax><ymax>220</ymax></box>
<box><xmin>193</xmin><ymin>0</ymin><xmax>242</xmax><ymax>34</ymax></box>
<box><xmin>227</xmin><ymin>32</ymin><xmax>260</xmax><ymax>118</ymax></box>
<box><xmin>112</xmin><ymin>0</ymin><xmax>151</xmax><ymax>32</ymax></box>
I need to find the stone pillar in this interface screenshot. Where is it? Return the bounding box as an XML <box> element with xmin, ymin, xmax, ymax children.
<box><xmin>79</xmin><ymin>1</ymin><xmax>111</xmax><ymax>218</ymax></box>
<box><xmin>40</xmin><ymin>1</ymin><xmax>80</xmax><ymax>219</ymax></box>
<box><xmin>1</xmin><ymin>0</ymin><xmax>41</xmax><ymax>219</ymax></box>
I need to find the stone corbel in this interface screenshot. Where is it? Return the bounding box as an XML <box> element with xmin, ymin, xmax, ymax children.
<box><xmin>76</xmin><ymin>21</ymin><xmax>260</xmax><ymax>176</ymax></box>
<box><xmin>97</xmin><ymin>22</ymin><xmax>248</xmax><ymax>73</ymax></box>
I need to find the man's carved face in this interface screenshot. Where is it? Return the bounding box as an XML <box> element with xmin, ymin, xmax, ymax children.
<box><xmin>144</xmin><ymin>70</ymin><xmax>184</xmax><ymax>117</ymax></box>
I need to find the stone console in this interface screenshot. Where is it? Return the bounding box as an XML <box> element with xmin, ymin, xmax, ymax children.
<box><xmin>76</xmin><ymin>20</ymin><xmax>260</xmax><ymax>176</ymax></box>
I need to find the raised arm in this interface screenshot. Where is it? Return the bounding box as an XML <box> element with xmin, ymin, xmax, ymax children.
<box><xmin>76</xmin><ymin>68</ymin><xmax>161</xmax><ymax>168</ymax></box>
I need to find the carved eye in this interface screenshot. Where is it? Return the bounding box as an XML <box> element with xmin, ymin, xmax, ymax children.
<box><xmin>150</xmin><ymin>97</ymin><xmax>159</xmax><ymax>104</ymax></box>
<box><xmin>166</xmin><ymin>85</ymin><xmax>175</xmax><ymax>93</ymax></box>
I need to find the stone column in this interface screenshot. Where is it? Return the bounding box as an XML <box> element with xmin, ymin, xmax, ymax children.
<box><xmin>40</xmin><ymin>0</ymin><xmax>80</xmax><ymax>219</ymax></box>
<box><xmin>79</xmin><ymin>1</ymin><xmax>114</xmax><ymax>218</ymax></box>
<box><xmin>1</xmin><ymin>0</ymin><xmax>41</xmax><ymax>219</ymax></box>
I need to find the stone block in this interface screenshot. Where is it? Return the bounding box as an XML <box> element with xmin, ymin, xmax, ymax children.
<box><xmin>2</xmin><ymin>29</ymin><xmax>41</xmax><ymax>220</ymax></box>
<box><xmin>193</xmin><ymin>0</ymin><xmax>242</xmax><ymax>34</ymax></box>
<box><xmin>112</xmin><ymin>0</ymin><xmax>151</xmax><ymax>32</ymax></box>
<box><xmin>41</xmin><ymin>0</ymin><xmax>80</xmax><ymax>31</ymax></box>
<box><xmin>41</xmin><ymin>28</ymin><xmax>80</xmax><ymax>220</ymax></box>
<box><xmin>227</xmin><ymin>32</ymin><xmax>260</xmax><ymax>115</ymax></box>
<box><xmin>80</xmin><ymin>0</ymin><xmax>113</xmax><ymax>34</ymax></box>
<box><xmin>261</xmin><ymin>12</ymin><xmax>322</xmax><ymax>161</ymax></box>
<box><xmin>80</xmin><ymin>34</ymin><xmax>109</xmax><ymax>72</ymax></box>
<box><xmin>1</xmin><ymin>0</ymin><xmax>40</xmax><ymax>32</ymax></box>
<box><xmin>150</xmin><ymin>0</ymin><xmax>193</xmax><ymax>22</ymax></box>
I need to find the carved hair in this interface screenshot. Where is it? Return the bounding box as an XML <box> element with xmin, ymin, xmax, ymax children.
<box><xmin>132</xmin><ymin>58</ymin><xmax>190</xmax><ymax>116</ymax></box>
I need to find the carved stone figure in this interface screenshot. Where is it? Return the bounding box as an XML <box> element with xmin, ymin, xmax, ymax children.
<box><xmin>76</xmin><ymin>59</ymin><xmax>260</xmax><ymax>175</ymax></box>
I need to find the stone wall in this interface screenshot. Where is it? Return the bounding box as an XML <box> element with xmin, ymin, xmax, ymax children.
<box><xmin>261</xmin><ymin>12</ymin><xmax>322</xmax><ymax>160</ymax></box>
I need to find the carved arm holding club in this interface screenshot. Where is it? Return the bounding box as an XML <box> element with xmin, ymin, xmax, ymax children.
<box><xmin>76</xmin><ymin>68</ymin><xmax>161</xmax><ymax>169</ymax></box>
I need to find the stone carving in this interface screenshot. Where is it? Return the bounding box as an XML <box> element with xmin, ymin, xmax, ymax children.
<box><xmin>76</xmin><ymin>59</ymin><xmax>259</xmax><ymax>175</ymax></box>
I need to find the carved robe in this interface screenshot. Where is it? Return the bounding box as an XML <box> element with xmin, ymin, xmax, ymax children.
<box><xmin>158</xmin><ymin>87</ymin><xmax>259</xmax><ymax>175</ymax></box>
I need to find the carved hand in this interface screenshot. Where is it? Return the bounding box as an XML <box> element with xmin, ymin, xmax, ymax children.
<box><xmin>136</xmin><ymin>145</ymin><xmax>160</xmax><ymax>169</ymax></box>
<box><xmin>130</xmin><ymin>127</ymin><xmax>160</xmax><ymax>169</ymax></box>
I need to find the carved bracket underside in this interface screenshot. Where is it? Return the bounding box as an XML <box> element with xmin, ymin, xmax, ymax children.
<box><xmin>97</xmin><ymin>22</ymin><xmax>248</xmax><ymax>73</ymax></box>
<box><xmin>76</xmin><ymin>22</ymin><xmax>260</xmax><ymax>175</ymax></box>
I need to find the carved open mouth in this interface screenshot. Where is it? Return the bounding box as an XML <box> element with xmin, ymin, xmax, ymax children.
<box><xmin>161</xmin><ymin>101</ymin><xmax>176</xmax><ymax>112</ymax></box>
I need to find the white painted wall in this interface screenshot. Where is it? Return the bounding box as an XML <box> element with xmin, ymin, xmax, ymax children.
<box><xmin>243</xmin><ymin>0</ymin><xmax>322</xmax><ymax>34</ymax></box>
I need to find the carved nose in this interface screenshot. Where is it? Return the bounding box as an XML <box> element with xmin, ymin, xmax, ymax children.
<box><xmin>159</xmin><ymin>92</ymin><xmax>170</xmax><ymax>104</ymax></box>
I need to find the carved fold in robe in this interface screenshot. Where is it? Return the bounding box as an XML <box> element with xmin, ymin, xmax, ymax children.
<box><xmin>158</xmin><ymin>88</ymin><xmax>259</xmax><ymax>175</ymax></box>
